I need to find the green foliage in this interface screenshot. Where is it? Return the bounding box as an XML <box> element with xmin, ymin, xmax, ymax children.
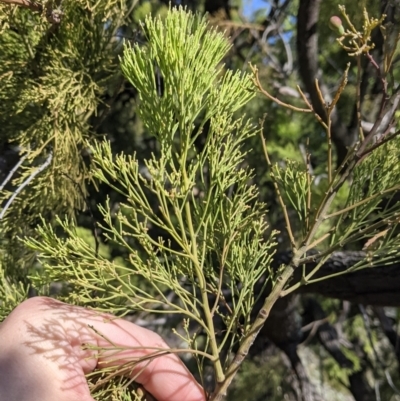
<box><xmin>1</xmin><ymin>1</ymin><xmax>400</xmax><ymax>400</ymax></box>
<box><xmin>329</xmin><ymin>137</ymin><xmax>400</xmax><ymax>269</ymax></box>
<box><xmin>0</xmin><ymin>0</ymin><xmax>123</xmax><ymax>205</ymax></box>
<box><xmin>227</xmin><ymin>355</ymin><xmax>288</xmax><ymax>401</ymax></box>
<box><xmin>0</xmin><ymin>261</ymin><xmax>28</xmax><ymax>321</ymax></box>
<box><xmin>24</xmin><ymin>7</ymin><xmax>277</xmax><ymax>399</ymax></box>
<box><xmin>75</xmin><ymin>227</ymin><xmax>112</xmax><ymax>259</ymax></box>
<box><xmin>250</xmin><ymin>5</ymin><xmax>400</xmax><ymax>298</ymax></box>
<box><xmin>0</xmin><ymin>0</ymin><xmax>137</xmax><ymax>278</ymax></box>
<box><xmin>272</xmin><ymin>160</ymin><xmax>311</xmax><ymax>231</ymax></box>
<box><xmin>323</xmin><ymin>346</ymin><xmax>361</xmax><ymax>387</ymax></box>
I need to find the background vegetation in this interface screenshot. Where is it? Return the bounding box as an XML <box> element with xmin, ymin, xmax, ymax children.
<box><xmin>1</xmin><ymin>1</ymin><xmax>400</xmax><ymax>400</ymax></box>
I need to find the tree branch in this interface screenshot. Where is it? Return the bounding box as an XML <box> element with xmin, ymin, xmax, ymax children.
<box><xmin>296</xmin><ymin>0</ymin><xmax>357</xmax><ymax>164</ymax></box>
<box><xmin>0</xmin><ymin>152</ymin><xmax>53</xmax><ymax>221</ymax></box>
<box><xmin>0</xmin><ymin>0</ymin><xmax>63</xmax><ymax>24</ymax></box>
<box><xmin>269</xmin><ymin>250</ymin><xmax>400</xmax><ymax>306</ymax></box>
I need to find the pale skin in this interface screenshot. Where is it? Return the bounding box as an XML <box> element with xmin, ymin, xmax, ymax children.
<box><xmin>0</xmin><ymin>297</ymin><xmax>206</xmax><ymax>401</ymax></box>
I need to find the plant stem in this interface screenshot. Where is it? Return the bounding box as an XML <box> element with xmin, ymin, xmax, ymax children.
<box><xmin>182</xmin><ymin>169</ymin><xmax>225</xmax><ymax>383</ymax></box>
<box><xmin>210</xmin><ymin>259</ymin><xmax>298</xmax><ymax>400</ymax></box>
<box><xmin>260</xmin><ymin>132</ymin><xmax>296</xmax><ymax>248</ymax></box>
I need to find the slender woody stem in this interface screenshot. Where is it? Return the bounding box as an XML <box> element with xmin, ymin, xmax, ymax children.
<box><xmin>182</xmin><ymin>168</ymin><xmax>225</xmax><ymax>383</ymax></box>
<box><xmin>210</xmin><ymin>253</ymin><xmax>303</xmax><ymax>400</ymax></box>
<box><xmin>0</xmin><ymin>153</ymin><xmax>53</xmax><ymax>221</ymax></box>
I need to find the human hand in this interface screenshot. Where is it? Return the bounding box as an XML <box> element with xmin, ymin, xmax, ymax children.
<box><xmin>0</xmin><ymin>297</ymin><xmax>206</xmax><ymax>401</ymax></box>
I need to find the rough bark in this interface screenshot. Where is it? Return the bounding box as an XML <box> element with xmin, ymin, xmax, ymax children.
<box><xmin>302</xmin><ymin>298</ymin><xmax>375</xmax><ymax>401</ymax></box>
<box><xmin>295</xmin><ymin>252</ymin><xmax>400</xmax><ymax>306</ymax></box>
<box><xmin>374</xmin><ymin>306</ymin><xmax>400</xmax><ymax>373</ymax></box>
<box><xmin>269</xmin><ymin>250</ymin><xmax>400</xmax><ymax>306</ymax></box>
<box><xmin>262</xmin><ymin>296</ymin><xmax>322</xmax><ymax>401</ymax></box>
<box><xmin>296</xmin><ymin>0</ymin><xmax>358</xmax><ymax>164</ymax></box>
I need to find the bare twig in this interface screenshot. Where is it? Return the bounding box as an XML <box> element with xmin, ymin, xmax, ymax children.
<box><xmin>0</xmin><ymin>0</ymin><xmax>63</xmax><ymax>24</ymax></box>
<box><xmin>251</xmin><ymin>64</ymin><xmax>312</xmax><ymax>113</ymax></box>
<box><xmin>0</xmin><ymin>152</ymin><xmax>53</xmax><ymax>220</ymax></box>
<box><xmin>0</xmin><ymin>0</ymin><xmax>41</xmax><ymax>12</ymax></box>
<box><xmin>365</xmin><ymin>52</ymin><xmax>388</xmax><ymax>97</ymax></box>
<box><xmin>0</xmin><ymin>152</ymin><xmax>28</xmax><ymax>192</ymax></box>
